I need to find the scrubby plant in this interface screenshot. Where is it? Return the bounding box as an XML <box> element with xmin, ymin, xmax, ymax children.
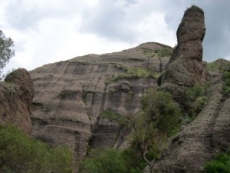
<box><xmin>106</xmin><ymin>65</ymin><xmax>158</xmax><ymax>84</ymax></box>
<box><xmin>204</xmin><ymin>151</ymin><xmax>230</xmax><ymax>173</ymax></box>
<box><xmin>0</xmin><ymin>124</ymin><xmax>73</xmax><ymax>173</ymax></box>
<box><xmin>0</xmin><ymin>30</ymin><xmax>14</xmax><ymax>78</ymax></box>
<box><xmin>79</xmin><ymin>148</ymin><xmax>128</xmax><ymax>173</ymax></box>
<box><xmin>185</xmin><ymin>85</ymin><xmax>208</xmax><ymax>117</ymax></box>
<box><xmin>129</xmin><ymin>89</ymin><xmax>182</xmax><ymax>173</ymax></box>
<box><xmin>142</xmin><ymin>47</ymin><xmax>172</xmax><ymax>58</ymax></box>
<box><xmin>81</xmin><ymin>89</ymin><xmax>182</xmax><ymax>173</ymax></box>
<box><xmin>99</xmin><ymin>109</ymin><xmax>128</xmax><ymax>127</ymax></box>
<box><xmin>206</xmin><ymin>62</ymin><xmax>221</xmax><ymax>72</ymax></box>
<box><xmin>223</xmin><ymin>71</ymin><xmax>230</xmax><ymax>96</ymax></box>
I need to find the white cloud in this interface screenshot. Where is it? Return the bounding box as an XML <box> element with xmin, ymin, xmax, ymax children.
<box><xmin>1</xmin><ymin>0</ymin><xmax>230</xmax><ymax>74</ymax></box>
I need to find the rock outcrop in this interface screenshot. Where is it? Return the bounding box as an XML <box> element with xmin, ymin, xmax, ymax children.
<box><xmin>159</xmin><ymin>5</ymin><xmax>207</xmax><ymax>87</ymax></box>
<box><xmin>0</xmin><ymin>68</ymin><xmax>34</xmax><ymax>135</ymax></box>
<box><xmin>30</xmin><ymin>42</ymin><xmax>171</xmax><ymax>170</ymax></box>
<box><xmin>146</xmin><ymin>78</ymin><xmax>225</xmax><ymax>173</ymax></box>
<box><xmin>144</xmin><ymin>6</ymin><xmax>230</xmax><ymax>173</ymax></box>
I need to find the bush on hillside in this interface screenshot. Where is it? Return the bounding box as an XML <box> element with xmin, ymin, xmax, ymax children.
<box><xmin>0</xmin><ymin>124</ymin><xmax>73</xmax><ymax>173</ymax></box>
<box><xmin>204</xmin><ymin>151</ymin><xmax>230</xmax><ymax>173</ymax></box>
<box><xmin>185</xmin><ymin>85</ymin><xmax>208</xmax><ymax>117</ymax></box>
<box><xmin>79</xmin><ymin>148</ymin><xmax>128</xmax><ymax>173</ymax></box>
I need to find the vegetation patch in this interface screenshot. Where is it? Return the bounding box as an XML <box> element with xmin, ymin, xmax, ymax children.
<box><xmin>81</xmin><ymin>89</ymin><xmax>183</xmax><ymax>173</ymax></box>
<box><xmin>99</xmin><ymin>110</ymin><xmax>128</xmax><ymax>127</ymax></box>
<box><xmin>106</xmin><ymin>65</ymin><xmax>159</xmax><ymax>84</ymax></box>
<box><xmin>204</xmin><ymin>150</ymin><xmax>230</xmax><ymax>173</ymax></box>
<box><xmin>142</xmin><ymin>47</ymin><xmax>172</xmax><ymax>58</ymax></box>
<box><xmin>185</xmin><ymin>84</ymin><xmax>208</xmax><ymax>117</ymax></box>
<box><xmin>206</xmin><ymin>62</ymin><xmax>221</xmax><ymax>72</ymax></box>
<box><xmin>0</xmin><ymin>124</ymin><xmax>73</xmax><ymax>173</ymax></box>
<box><xmin>79</xmin><ymin>148</ymin><xmax>128</xmax><ymax>173</ymax></box>
<box><xmin>223</xmin><ymin>70</ymin><xmax>230</xmax><ymax>96</ymax></box>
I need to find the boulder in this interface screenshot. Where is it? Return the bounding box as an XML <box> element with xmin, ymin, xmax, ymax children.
<box><xmin>0</xmin><ymin>68</ymin><xmax>34</xmax><ymax>135</ymax></box>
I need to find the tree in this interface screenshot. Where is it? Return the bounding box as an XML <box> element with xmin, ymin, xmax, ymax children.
<box><xmin>79</xmin><ymin>148</ymin><xmax>128</xmax><ymax>173</ymax></box>
<box><xmin>0</xmin><ymin>30</ymin><xmax>14</xmax><ymax>76</ymax></box>
<box><xmin>130</xmin><ymin>89</ymin><xmax>181</xmax><ymax>173</ymax></box>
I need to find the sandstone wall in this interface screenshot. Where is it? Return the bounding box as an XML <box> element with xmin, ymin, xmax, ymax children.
<box><xmin>30</xmin><ymin>42</ymin><xmax>170</xmax><ymax>170</ymax></box>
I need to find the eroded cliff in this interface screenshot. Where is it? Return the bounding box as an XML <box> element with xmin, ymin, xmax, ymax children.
<box><xmin>30</xmin><ymin>42</ymin><xmax>171</xmax><ymax>169</ymax></box>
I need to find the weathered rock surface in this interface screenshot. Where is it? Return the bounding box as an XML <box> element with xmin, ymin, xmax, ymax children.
<box><xmin>0</xmin><ymin>68</ymin><xmax>34</xmax><ymax>134</ymax></box>
<box><xmin>145</xmin><ymin>78</ymin><xmax>223</xmax><ymax>173</ymax></box>
<box><xmin>160</xmin><ymin>5</ymin><xmax>207</xmax><ymax>87</ymax></box>
<box><xmin>144</xmin><ymin>6</ymin><xmax>230</xmax><ymax>173</ymax></box>
<box><xmin>30</xmin><ymin>42</ymin><xmax>171</xmax><ymax>170</ymax></box>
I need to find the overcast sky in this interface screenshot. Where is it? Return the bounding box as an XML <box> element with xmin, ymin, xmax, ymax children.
<box><xmin>0</xmin><ymin>0</ymin><xmax>229</xmax><ymax>73</ymax></box>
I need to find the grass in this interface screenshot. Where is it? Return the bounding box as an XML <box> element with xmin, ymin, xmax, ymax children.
<box><xmin>206</xmin><ymin>62</ymin><xmax>220</xmax><ymax>72</ymax></box>
<box><xmin>142</xmin><ymin>47</ymin><xmax>172</xmax><ymax>58</ymax></box>
<box><xmin>99</xmin><ymin>110</ymin><xmax>128</xmax><ymax>127</ymax></box>
<box><xmin>106</xmin><ymin>64</ymin><xmax>159</xmax><ymax>84</ymax></box>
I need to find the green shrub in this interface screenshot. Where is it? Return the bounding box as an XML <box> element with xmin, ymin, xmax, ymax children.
<box><xmin>0</xmin><ymin>124</ymin><xmax>73</xmax><ymax>173</ymax></box>
<box><xmin>79</xmin><ymin>148</ymin><xmax>128</xmax><ymax>173</ymax></box>
<box><xmin>99</xmin><ymin>110</ymin><xmax>128</xmax><ymax>127</ymax></box>
<box><xmin>206</xmin><ymin>62</ymin><xmax>220</xmax><ymax>72</ymax></box>
<box><xmin>142</xmin><ymin>47</ymin><xmax>172</xmax><ymax>58</ymax></box>
<box><xmin>126</xmin><ymin>89</ymin><xmax>182</xmax><ymax>173</ymax></box>
<box><xmin>159</xmin><ymin>48</ymin><xmax>172</xmax><ymax>57</ymax></box>
<box><xmin>141</xmin><ymin>89</ymin><xmax>181</xmax><ymax>136</ymax></box>
<box><xmin>185</xmin><ymin>85</ymin><xmax>208</xmax><ymax>117</ymax></box>
<box><xmin>223</xmin><ymin>71</ymin><xmax>230</xmax><ymax>96</ymax></box>
<box><xmin>204</xmin><ymin>152</ymin><xmax>230</xmax><ymax>173</ymax></box>
<box><xmin>121</xmin><ymin>147</ymin><xmax>146</xmax><ymax>173</ymax></box>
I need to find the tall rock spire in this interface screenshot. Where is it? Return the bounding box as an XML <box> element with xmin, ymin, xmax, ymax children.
<box><xmin>159</xmin><ymin>5</ymin><xmax>207</xmax><ymax>87</ymax></box>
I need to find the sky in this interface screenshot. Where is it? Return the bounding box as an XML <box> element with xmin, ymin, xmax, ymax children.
<box><xmin>0</xmin><ymin>0</ymin><xmax>230</xmax><ymax>73</ymax></box>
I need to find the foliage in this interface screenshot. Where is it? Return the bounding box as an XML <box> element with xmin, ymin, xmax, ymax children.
<box><xmin>142</xmin><ymin>47</ymin><xmax>172</xmax><ymax>58</ymax></box>
<box><xmin>223</xmin><ymin>71</ymin><xmax>230</xmax><ymax>96</ymax></box>
<box><xmin>81</xmin><ymin>89</ymin><xmax>182</xmax><ymax>173</ymax></box>
<box><xmin>106</xmin><ymin>64</ymin><xmax>158</xmax><ymax>84</ymax></box>
<box><xmin>185</xmin><ymin>85</ymin><xmax>208</xmax><ymax>117</ymax></box>
<box><xmin>99</xmin><ymin>110</ymin><xmax>128</xmax><ymax>127</ymax></box>
<box><xmin>141</xmin><ymin>89</ymin><xmax>181</xmax><ymax>136</ymax></box>
<box><xmin>206</xmin><ymin>59</ymin><xmax>230</xmax><ymax>73</ymax></box>
<box><xmin>0</xmin><ymin>124</ymin><xmax>73</xmax><ymax>173</ymax></box>
<box><xmin>0</xmin><ymin>30</ymin><xmax>14</xmax><ymax>76</ymax></box>
<box><xmin>206</xmin><ymin>62</ymin><xmax>221</xmax><ymax>72</ymax></box>
<box><xmin>204</xmin><ymin>151</ymin><xmax>230</xmax><ymax>173</ymax></box>
<box><xmin>121</xmin><ymin>147</ymin><xmax>147</xmax><ymax>173</ymax></box>
<box><xmin>129</xmin><ymin>89</ymin><xmax>182</xmax><ymax>172</ymax></box>
<box><xmin>79</xmin><ymin>148</ymin><xmax>128</xmax><ymax>173</ymax></box>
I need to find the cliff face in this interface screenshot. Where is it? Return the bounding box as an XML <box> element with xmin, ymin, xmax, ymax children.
<box><xmin>0</xmin><ymin>68</ymin><xmax>34</xmax><ymax>135</ymax></box>
<box><xmin>30</xmin><ymin>42</ymin><xmax>171</xmax><ymax>169</ymax></box>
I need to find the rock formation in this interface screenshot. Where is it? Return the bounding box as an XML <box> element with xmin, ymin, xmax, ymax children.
<box><xmin>159</xmin><ymin>5</ymin><xmax>207</xmax><ymax>87</ymax></box>
<box><xmin>0</xmin><ymin>68</ymin><xmax>34</xmax><ymax>135</ymax></box>
<box><xmin>144</xmin><ymin>6</ymin><xmax>230</xmax><ymax>173</ymax></box>
<box><xmin>30</xmin><ymin>42</ymin><xmax>171</xmax><ymax>170</ymax></box>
